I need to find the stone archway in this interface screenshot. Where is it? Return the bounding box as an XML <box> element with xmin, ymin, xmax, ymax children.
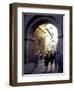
<box><xmin>24</xmin><ymin>15</ymin><xmax>63</xmax><ymax>64</ymax></box>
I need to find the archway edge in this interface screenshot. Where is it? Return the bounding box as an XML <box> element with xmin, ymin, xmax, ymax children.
<box><xmin>26</xmin><ymin>16</ymin><xmax>61</xmax><ymax>35</ymax></box>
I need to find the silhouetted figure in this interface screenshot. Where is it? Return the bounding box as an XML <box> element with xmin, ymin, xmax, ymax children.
<box><xmin>49</xmin><ymin>51</ymin><xmax>56</xmax><ymax>72</ymax></box>
<box><xmin>44</xmin><ymin>54</ymin><xmax>50</xmax><ymax>72</ymax></box>
<box><xmin>50</xmin><ymin>52</ymin><xmax>55</xmax><ymax>64</ymax></box>
<box><xmin>32</xmin><ymin>52</ymin><xmax>39</xmax><ymax>72</ymax></box>
<box><xmin>55</xmin><ymin>51</ymin><xmax>63</xmax><ymax>73</ymax></box>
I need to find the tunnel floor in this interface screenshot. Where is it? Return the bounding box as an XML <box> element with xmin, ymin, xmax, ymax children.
<box><xmin>24</xmin><ymin>59</ymin><xmax>62</xmax><ymax>74</ymax></box>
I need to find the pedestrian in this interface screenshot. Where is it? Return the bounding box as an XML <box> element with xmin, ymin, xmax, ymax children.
<box><xmin>49</xmin><ymin>51</ymin><xmax>56</xmax><ymax>72</ymax></box>
<box><xmin>32</xmin><ymin>52</ymin><xmax>39</xmax><ymax>72</ymax></box>
<box><xmin>44</xmin><ymin>53</ymin><xmax>50</xmax><ymax>72</ymax></box>
<box><xmin>55</xmin><ymin>51</ymin><xmax>63</xmax><ymax>73</ymax></box>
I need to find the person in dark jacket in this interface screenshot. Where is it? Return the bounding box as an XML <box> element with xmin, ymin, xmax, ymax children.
<box><xmin>44</xmin><ymin>54</ymin><xmax>50</xmax><ymax>72</ymax></box>
<box><xmin>50</xmin><ymin>51</ymin><xmax>55</xmax><ymax>65</ymax></box>
<box><xmin>55</xmin><ymin>51</ymin><xmax>63</xmax><ymax>73</ymax></box>
<box><xmin>32</xmin><ymin>52</ymin><xmax>39</xmax><ymax>72</ymax></box>
<box><xmin>49</xmin><ymin>51</ymin><xmax>56</xmax><ymax>72</ymax></box>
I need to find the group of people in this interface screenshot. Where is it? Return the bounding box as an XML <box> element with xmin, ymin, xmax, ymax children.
<box><xmin>32</xmin><ymin>50</ymin><xmax>63</xmax><ymax>73</ymax></box>
<box><xmin>44</xmin><ymin>51</ymin><xmax>55</xmax><ymax>72</ymax></box>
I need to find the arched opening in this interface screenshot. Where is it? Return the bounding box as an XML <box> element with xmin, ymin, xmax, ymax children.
<box><xmin>33</xmin><ymin>23</ymin><xmax>58</xmax><ymax>55</ymax></box>
<box><xmin>24</xmin><ymin>15</ymin><xmax>63</xmax><ymax>63</ymax></box>
<box><xmin>23</xmin><ymin>14</ymin><xmax>63</xmax><ymax>74</ymax></box>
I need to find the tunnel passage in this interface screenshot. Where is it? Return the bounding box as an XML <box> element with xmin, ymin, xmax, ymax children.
<box><xmin>23</xmin><ymin>13</ymin><xmax>63</xmax><ymax>64</ymax></box>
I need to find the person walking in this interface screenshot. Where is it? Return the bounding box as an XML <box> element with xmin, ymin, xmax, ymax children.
<box><xmin>49</xmin><ymin>51</ymin><xmax>56</xmax><ymax>72</ymax></box>
<box><xmin>55</xmin><ymin>51</ymin><xmax>63</xmax><ymax>73</ymax></box>
<box><xmin>44</xmin><ymin>53</ymin><xmax>50</xmax><ymax>72</ymax></box>
<box><xmin>32</xmin><ymin>52</ymin><xmax>39</xmax><ymax>72</ymax></box>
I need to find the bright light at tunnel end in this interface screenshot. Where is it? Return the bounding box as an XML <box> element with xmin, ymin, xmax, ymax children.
<box><xmin>35</xmin><ymin>23</ymin><xmax>58</xmax><ymax>52</ymax></box>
